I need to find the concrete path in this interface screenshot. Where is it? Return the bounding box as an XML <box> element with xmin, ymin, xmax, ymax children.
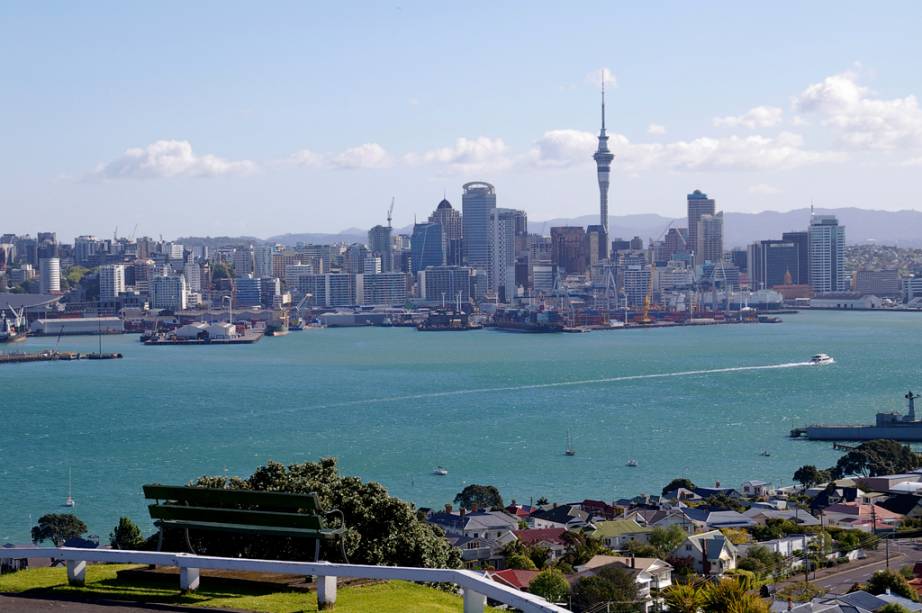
<box><xmin>0</xmin><ymin>595</ymin><xmax>245</xmax><ymax>612</ymax></box>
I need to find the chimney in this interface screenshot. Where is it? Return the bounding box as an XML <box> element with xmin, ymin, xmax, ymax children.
<box><xmin>630</xmin><ymin>554</ymin><xmax>636</xmax><ymax>569</ymax></box>
<box><xmin>445</xmin><ymin>504</ymin><xmax>452</xmax><ymax>514</ymax></box>
<box><xmin>460</xmin><ymin>507</ymin><xmax>466</xmax><ymax>516</ymax></box>
<box><xmin>471</xmin><ymin>502</ymin><xmax>479</xmax><ymax>513</ymax></box>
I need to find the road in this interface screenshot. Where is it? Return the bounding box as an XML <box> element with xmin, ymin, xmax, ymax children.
<box><xmin>800</xmin><ymin>539</ymin><xmax>922</xmax><ymax>595</ymax></box>
<box><xmin>0</xmin><ymin>595</ymin><xmax>246</xmax><ymax>612</ymax></box>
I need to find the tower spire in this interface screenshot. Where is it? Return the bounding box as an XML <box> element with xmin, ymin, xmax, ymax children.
<box><xmin>601</xmin><ymin>75</ymin><xmax>606</xmax><ymax>133</ymax></box>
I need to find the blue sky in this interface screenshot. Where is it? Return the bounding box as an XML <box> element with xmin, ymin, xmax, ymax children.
<box><xmin>3</xmin><ymin>1</ymin><xmax>922</xmax><ymax>240</ymax></box>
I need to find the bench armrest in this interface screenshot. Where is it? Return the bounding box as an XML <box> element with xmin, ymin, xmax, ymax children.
<box><xmin>324</xmin><ymin>508</ymin><xmax>346</xmax><ymax>530</ymax></box>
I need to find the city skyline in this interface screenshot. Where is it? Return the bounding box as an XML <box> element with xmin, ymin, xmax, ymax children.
<box><xmin>4</xmin><ymin>2</ymin><xmax>922</xmax><ymax>239</ymax></box>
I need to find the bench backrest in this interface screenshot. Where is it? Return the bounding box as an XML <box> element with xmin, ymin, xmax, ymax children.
<box><xmin>143</xmin><ymin>484</ymin><xmax>325</xmax><ymax>530</ymax></box>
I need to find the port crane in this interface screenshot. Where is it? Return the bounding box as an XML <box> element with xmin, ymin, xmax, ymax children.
<box><xmin>387</xmin><ymin>197</ymin><xmax>394</xmax><ymax>229</ymax></box>
<box><xmin>639</xmin><ymin>220</ymin><xmax>680</xmax><ymax>324</ymax></box>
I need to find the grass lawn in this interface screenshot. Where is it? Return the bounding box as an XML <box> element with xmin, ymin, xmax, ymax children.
<box><xmin>0</xmin><ymin>564</ymin><xmax>496</xmax><ymax>612</ymax></box>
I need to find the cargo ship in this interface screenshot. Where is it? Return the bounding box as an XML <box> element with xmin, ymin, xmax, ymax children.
<box><xmin>791</xmin><ymin>391</ymin><xmax>922</xmax><ymax>441</ymax></box>
<box><xmin>265</xmin><ymin>311</ymin><xmax>289</xmax><ymax>337</ymax></box>
<box><xmin>417</xmin><ymin>309</ymin><xmax>482</xmax><ymax>331</ymax></box>
<box><xmin>492</xmin><ymin>307</ymin><xmax>564</xmax><ymax>333</ymax></box>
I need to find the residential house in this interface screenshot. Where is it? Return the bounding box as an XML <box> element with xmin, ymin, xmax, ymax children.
<box><xmin>821</xmin><ymin>502</ymin><xmax>903</xmax><ymax>532</ymax></box>
<box><xmin>693</xmin><ymin>486</ymin><xmax>742</xmax><ymax>499</ymax></box>
<box><xmin>680</xmin><ymin>508</ymin><xmax>754</xmax><ymax>531</ymax></box>
<box><xmin>427</xmin><ymin>509</ymin><xmax>519</xmax><ymax>569</ymax></box>
<box><xmin>591</xmin><ymin>519</ymin><xmax>653</xmax><ymax>550</ymax></box>
<box><xmin>513</xmin><ymin>528</ymin><xmax>569</xmax><ymax>561</ymax></box>
<box><xmin>739</xmin><ymin>535</ymin><xmax>815</xmax><ymax>570</ymax></box>
<box><xmin>878</xmin><ymin>493</ymin><xmax>922</xmax><ymax>519</ymax></box>
<box><xmin>575</xmin><ymin>555</ymin><xmax>673</xmax><ymax>613</ymax></box>
<box><xmin>741</xmin><ymin>480</ymin><xmax>773</xmax><ymax>498</ymax></box>
<box><xmin>488</xmin><ymin>568</ymin><xmax>543</xmax><ymax>593</ymax></box>
<box><xmin>627</xmin><ymin>508</ymin><xmax>696</xmax><ymax>534</ymax></box>
<box><xmin>529</xmin><ymin>504</ymin><xmax>590</xmax><ymax>530</ymax></box>
<box><xmin>743</xmin><ymin>507</ymin><xmax>821</xmax><ymax>527</ymax></box>
<box><xmin>672</xmin><ymin>530</ymin><xmax>737</xmax><ymax>577</ymax></box>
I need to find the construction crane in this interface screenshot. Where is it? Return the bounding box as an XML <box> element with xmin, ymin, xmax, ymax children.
<box><xmin>387</xmin><ymin>197</ymin><xmax>395</xmax><ymax>229</ymax></box>
<box><xmin>640</xmin><ymin>259</ymin><xmax>656</xmax><ymax>324</ymax></box>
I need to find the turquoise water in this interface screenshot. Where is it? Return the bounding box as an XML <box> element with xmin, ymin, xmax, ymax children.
<box><xmin>2</xmin><ymin>310</ymin><xmax>920</xmax><ymax>543</ymax></box>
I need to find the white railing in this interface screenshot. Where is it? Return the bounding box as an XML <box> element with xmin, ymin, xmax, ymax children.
<box><xmin>0</xmin><ymin>547</ymin><xmax>570</xmax><ymax>613</ymax></box>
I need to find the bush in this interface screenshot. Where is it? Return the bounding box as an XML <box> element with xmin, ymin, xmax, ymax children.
<box><xmin>530</xmin><ymin>567</ymin><xmax>570</xmax><ymax>603</ymax></box>
<box><xmin>110</xmin><ymin>516</ymin><xmax>144</xmax><ymax>550</ymax></box>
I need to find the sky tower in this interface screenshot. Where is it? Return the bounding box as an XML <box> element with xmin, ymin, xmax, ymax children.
<box><xmin>593</xmin><ymin>80</ymin><xmax>615</xmax><ymax>259</ymax></box>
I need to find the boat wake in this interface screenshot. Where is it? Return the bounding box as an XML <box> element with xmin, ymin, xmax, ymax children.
<box><xmin>312</xmin><ymin>361</ymin><xmax>816</xmax><ymax>409</ymax></box>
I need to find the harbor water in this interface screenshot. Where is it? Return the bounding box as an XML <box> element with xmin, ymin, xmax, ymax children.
<box><xmin>2</xmin><ymin>310</ymin><xmax>920</xmax><ymax>543</ymax></box>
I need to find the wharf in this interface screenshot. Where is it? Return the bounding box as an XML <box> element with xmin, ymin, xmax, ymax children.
<box><xmin>143</xmin><ymin>330</ymin><xmax>263</xmax><ymax>345</ymax></box>
<box><xmin>0</xmin><ymin>351</ymin><xmax>123</xmax><ymax>364</ymax></box>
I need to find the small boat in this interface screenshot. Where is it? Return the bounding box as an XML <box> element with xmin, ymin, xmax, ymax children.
<box><xmin>565</xmin><ymin>431</ymin><xmax>575</xmax><ymax>456</ymax></box>
<box><xmin>759</xmin><ymin>450</ymin><xmax>771</xmax><ymax>457</ymax></box>
<box><xmin>64</xmin><ymin>468</ymin><xmax>75</xmax><ymax>507</ymax></box>
<box><xmin>810</xmin><ymin>353</ymin><xmax>834</xmax><ymax>365</ymax></box>
<box><xmin>433</xmin><ymin>466</ymin><xmax>448</xmax><ymax>476</ymax></box>
<box><xmin>626</xmin><ymin>459</ymin><xmax>638</xmax><ymax>467</ymax></box>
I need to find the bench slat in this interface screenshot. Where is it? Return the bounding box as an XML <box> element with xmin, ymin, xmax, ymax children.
<box><xmin>143</xmin><ymin>485</ymin><xmax>320</xmax><ymax>511</ymax></box>
<box><xmin>155</xmin><ymin>519</ymin><xmax>342</xmax><ymax>539</ymax></box>
<box><xmin>149</xmin><ymin>504</ymin><xmax>325</xmax><ymax>530</ymax></box>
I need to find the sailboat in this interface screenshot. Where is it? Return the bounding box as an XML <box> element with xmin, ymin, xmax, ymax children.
<box><xmin>564</xmin><ymin>431</ymin><xmax>575</xmax><ymax>456</ymax></box>
<box><xmin>64</xmin><ymin>468</ymin><xmax>75</xmax><ymax>507</ymax></box>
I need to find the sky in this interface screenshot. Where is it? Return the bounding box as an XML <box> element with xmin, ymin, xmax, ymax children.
<box><xmin>3</xmin><ymin>1</ymin><xmax>922</xmax><ymax>240</ymax></box>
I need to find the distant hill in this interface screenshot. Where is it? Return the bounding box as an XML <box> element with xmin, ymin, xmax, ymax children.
<box><xmin>534</xmin><ymin>208</ymin><xmax>922</xmax><ymax>248</ymax></box>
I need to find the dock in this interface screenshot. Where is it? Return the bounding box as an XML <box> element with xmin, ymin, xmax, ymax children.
<box><xmin>0</xmin><ymin>351</ymin><xmax>123</xmax><ymax>365</ymax></box>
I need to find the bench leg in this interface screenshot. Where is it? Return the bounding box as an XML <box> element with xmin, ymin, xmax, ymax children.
<box><xmin>184</xmin><ymin>529</ymin><xmax>197</xmax><ymax>555</ymax></box>
<box><xmin>180</xmin><ymin>567</ymin><xmax>200</xmax><ymax>592</ymax></box>
<box><xmin>463</xmin><ymin>588</ymin><xmax>486</xmax><ymax>613</ymax></box>
<box><xmin>316</xmin><ymin>575</ymin><xmax>337</xmax><ymax>610</ymax></box>
<box><xmin>314</xmin><ymin>538</ymin><xmax>320</xmax><ymax>562</ymax></box>
<box><xmin>66</xmin><ymin>560</ymin><xmax>86</xmax><ymax>586</ymax></box>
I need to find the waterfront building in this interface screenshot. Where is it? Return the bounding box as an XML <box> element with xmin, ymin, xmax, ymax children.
<box><xmin>417</xmin><ymin>266</ymin><xmax>472</xmax><ymax>303</ymax></box>
<box><xmin>532</xmin><ymin>261</ymin><xmax>555</xmax><ymax>294</ymax></box>
<box><xmin>696</xmin><ymin>212</ymin><xmax>723</xmax><ymax>266</ymax></box>
<box><xmin>655</xmin><ymin>263</ymin><xmax>694</xmax><ymax>291</ymax></box>
<box><xmin>687</xmin><ymin>190</ymin><xmax>716</xmax><ymax>263</ymax></box>
<box><xmin>586</xmin><ymin>225</ymin><xmax>608</xmax><ymax>268</ymax></box>
<box><xmin>39</xmin><ymin>257</ymin><xmax>60</xmax><ymax>294</ymax></box>
<box><xmin>233</xmin><ymin>247</ymin><xmax>255</xmax><ymax>277</ymax></box>
<box><xmin>99</xmin><ymin>264</ymin><xmax>126</xmax><ymax>300</ymax></box>
<box><xmin>855</xmin><ymin>269</ymin><xmax>900</xmax><ymax>296</ymax></box>
<box><xmin>429</xmin><ymin>198</ymin><xmax>463</xmax><ymax>266</ymax></box>
<box><xmin>593</xmin><ymin>82</ymin><xmax>614</xmax><ymax>259</ymax></box>
<box><xmin>623</xmin><ymin>265</ymin><xmax>652</xmax><ymax>307</ymax></box>
<box><xmin>411</xmin><ymin>223</ymin><xmax>445</xmax><ymax>274</ymax></box>
<box><xmin>260</xmin><ymin>277</ymin><xmax>281</xmax><ymax>307</ymax></box>
<box><xmin>284</xmin><ymin>264</ymin><xmax>313</xmax><ymax>289</ymax></box>
<box><xmin>902</xmin><ymin>276</ymin><xmax>922</xmax><ymax>303</ymax></box>
<box><xmin>551</xmin><ymin>226</ymin><xmax>587</xmax><ymax>275</ymax></box>
<box><xmin>357</xmin><ymin>272</ymin><xmax>407</xmax><ymax>305</ymax></box>
<box><xmin>235</xmin><ymin>276</ymin><xmax>262</xmax><ymax>308</ymax></box>
<box><xmin>808</xmin><ymin>215</ymin><xmax>846</xmax><ymax>293</ymax></box>
<box><xmin>297</xmin><ymin>273</ymin><xmax>355</xmax><ymax>307</ymax></box>
<box><xmin>254</xmin><ymin>245</ymin><xmax>274</xmax><ymax>278</ymax></box>
<box><xmin>748</xmin><ymin>239</ymin><xmax>799</xmax><ymax>289</ymax></box>
<box><xmin>490</xmin><ymin>208</ymin><xmax>521</xmax><ymax>301</ymax></box>
<box><xmin>183</xmin><ymin>261</ymin><xmax>202</xmax><ymax>293</ymax></box>
<box><xmin>151</xmin><ymin>274</ymin><xmax>187</xmax><ymax>311</ymax></box>
<box><xmin>461</xmin><ymin>181</ymin><xmax>496</xmax><ymax>278</ymax></box>
<box><xmin>781</xmin><ymin>231</ymin><xmax>809</xmax><ymax>286</ymax></box>
<box><xmin>368</xmin><ymin>225</ymin><xmax>393</xmax><ymax>272</ymax></box>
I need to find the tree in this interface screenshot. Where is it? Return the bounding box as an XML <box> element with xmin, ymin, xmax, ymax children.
<box><xmin>648</xmin><ymin>525</ymin><xmax>687</xmax><ymax>558</ymax></box>
<box><xmin>562</xmin><ymin>530</ymin><xmax>611</xmax><ymax>567</ymax></box>
<box><xmin>571</xmin><ymin>565</ymin><xmax>639</xmax><ymax>613</ymax></box>
<box><xmin>454</xmin><ymin>484</ymin><xmax>503</xmax><ymax>510</ymax></box>
<box><xmin>737</xmin><ymin>545</ymin><xmax>783</xmax><ymax>579</ymax></box>
<box><xmin>662</xmin><ymin>582</ymin><xmax>705</xmax><ymax>613</ymax></box>
<box><xmin>793</xmin><ymin>465</ymin><xmax>832</xmax><ymax>488</ymax></box>
<box><xmin>32</xmin><ymin>513</ymin><xmax>87</xmax><ymax>547</ymax></box>
<box><xmin>535</xmin><ymin>496</ymin><xmax>550</xmax><ymax>506</ymax></box>
<box><xmin>866</xmin><ymin>570</ymin><xmax>918</xmax><ymax>601</ymax></box>
<box><xmin>530</xmin><ymin>567</ymin><xmax>570</xmax><ymax>604</ymax></box>
<box><xmin>878</xmin><ymin>604</ymin><xmax>912</xmax><ymax>613</ymax></box>
<box><xmin>662</xmin><ymin>478</ymin><xmax>696</xmax><ymax>496</ymax></box>
<box><xmin>701</xmin><ymin>577</ymin><xmax>769</xmax><ymax>613</ymax></box>
<box><xmin>211</xmin><ymin>262</ymin><xmax>233</xmax><ymax>280</ymax></box>
<box><xmin>189</xmin><ymin>457</ymin><xmax>461</xmax><ymax>568</ymax></box>
<box><xmin>705</xmin><ymin>493</ymin><xmax>745</xmax><ymax>513</ymax></box>
<box><xmin>721</xmin><ymin>528</ymin><xmax>751</xmax><ymax>546</ymax></box>
<box><xmin>506</xmin><ymin>553</ymin><xmax>538</xmax><ymax>570</ymax></box>
<box><xmin>110</xmin><ymin>516</ymin><xmax>144</xmax><ymax>550</ymax></box>
<box><xmin>831</xmin><ymin>440</ymin><xmax>921</xmax><ymax>478</ymax></box>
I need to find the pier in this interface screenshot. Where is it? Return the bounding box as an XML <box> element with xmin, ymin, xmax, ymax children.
<box><xmin>0</xmin><ymin>351</ymin><xmax>123</xmax><ymax>365</ymax></box>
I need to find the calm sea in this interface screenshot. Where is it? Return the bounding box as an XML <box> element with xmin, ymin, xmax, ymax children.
<box><xmin>2</xmin><ymin>310</ymin><xmax>919</xmax><ymax>543</ymax></box>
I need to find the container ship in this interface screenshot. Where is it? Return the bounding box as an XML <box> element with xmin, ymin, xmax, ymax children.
<box><xmin>791</xmin><ymin>391</ymin><xmax>922</xmax><ymax>441</ymax></box>
<box><xmin>492</xmin><ymin>307</ymin><xmax>564</xmax><ymax>333</ymax></box>
<box><xmin>417</xmin><ymin>309</ymin><xmax>482</xmax><ymax>331</ymax></box>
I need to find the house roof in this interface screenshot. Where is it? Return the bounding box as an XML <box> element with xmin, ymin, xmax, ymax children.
<box><xmin>592</xmin><ymin>519</ymin><xmax>652</xmax><ymax>538</ymax></box>
<box><xmin>489</xmin><ymin>569</ymin><xmax>541</xmax><ymax>591</ymax></box>
<box><xmin>681</xmin><ymin>530</ymin><xmax>736</xmax><ymax>560</ymax></box>
<box><xmin>743</xmin><ymin>508</ymin><xmax>821</xmax><ymax>525</ymax></box>
<box><xmin>878</xmin><ymin>493</ymin><xmax>922</xmax><ymax>516</ymax></box>
<box><xmin>530</xmin><ymin>505</ymin><xmax>588</xmax><ymax>525</ymax></box>
<box><xmin>513</xmin><ymin>528</ymin><xmax>568</xmax><ymax>547</ymax></box>
<box><xmin>682</xmin><ymin>508</ymin><xmax>753</xmax><ymax>527</ymax></box>
<box><xmin>576</xmin><ymin>555</ymin><xmax>671</xmax><ymax>574</ymax></box>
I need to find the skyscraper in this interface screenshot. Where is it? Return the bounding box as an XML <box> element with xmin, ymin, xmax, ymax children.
<box><xmin>410</xmin><ymin>222</ymin><xmax>445</xmax><ymax>274</ymax></box>
<box><xmin>782</xmin><ymin>231</ymin><xmax>809</xmax><ymax>287</ymax></box>
<box><xmin>39</xmin><ymin>257</ymin><xmax>60</xmax><ymax>294</ymax></box>
<box><xmin>687</xmin><ymin>190</ymin><xmax>716</xmax><ymax>264</ymax></box>
<box><xmin>461</xmin><ymin>181</ymin><xmax>496</xmax><ymax>276</ymax></box>
<box><xmin>490</xmin><ymin>208</ymin><xmax>521</xmax><ymax>301</ymax></box>
<box><xmin>368</xmin><ymin>225</ymin><xmax>393</xmax><ymax>272</ymax></box>
<box><xmin>551</xmin><ymin>226</ymin><xmax>587</xmax><ymax>275</ymax></box>
<box><xmin>593</xmin><ymin>83</ymin><xmax>614</xmax><ymax>259</ymax></box>
<box><xmin>808</xmin><ymin>214</ymin><xmax>846</xmax><ymax>293</ymax></box>
<box><xmin>429</xmin><ymin>198</ymin><xmax>463</xmax><ymax>266</ymax></box>
<box><xmin>696</xmin><ymin>212</ymin><xmax>724</xmax><ymax>265</ymax></box>
<box><xmin>99</xmin><ymin>264</ymin><xmax>126</xmax><ymax>300</ymax></box>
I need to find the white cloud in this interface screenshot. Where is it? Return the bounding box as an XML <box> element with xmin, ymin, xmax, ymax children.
<box><xmin>713</xmin><ymin>106</ymin><xmax>784</xmax><ymax>129</ymax></box>
<box><xmin>794</xmin><ymin>70</ymin><xmax>922</xmax><ymax>150</ymax></box>
<box><xmin>748</xmin><ymin>183</ymin><xmax>782</xmax><ymax>195</ymax></box>
<box><xmin>902</xmin><ymin>157</ymin><xmax>922</xmax><ymax>167</ymax></box>
<box><xmin>329</xmin><ymin>143</ymin><xmax>391</xmax><ymax>169</ymax></box>
<box><xmin>647</xmin><ymin>123</ymin><xmax>667</xmax><ymax>135</ymax></box>
<box><xmin>586</xmin><ymin>67</ymin><xmax>616</xmax><ymax>88</ymax></box>
<box><xmin>91</xmin><ymin>140</ymin><xmax>256</xmax><ymax>180</ymax></box>
<box><xmin>528</xmin><ymin>129</ymin><xmax>843</xmax><ymax>173</ymax></box>
<box><xmin>289</xmin><ymin>149</ymin><xmax>324</xmax><ymax>167</ymax></box>
<box><xmin>404</xmin><ymin>137</ymin><xmax>509</xmax><ymax>174</ymax></box>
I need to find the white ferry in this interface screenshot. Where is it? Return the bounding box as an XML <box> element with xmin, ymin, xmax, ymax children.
<box><xmin>810</xmin><ymin>353</ymin><xmax>834</xmax><ymax>365</ymax></box>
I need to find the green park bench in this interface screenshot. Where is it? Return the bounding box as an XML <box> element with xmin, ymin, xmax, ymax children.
<box><xmin>142</xmin><ymin>484</ymin><xmax>348</xmax><ymax>562</ymax></box>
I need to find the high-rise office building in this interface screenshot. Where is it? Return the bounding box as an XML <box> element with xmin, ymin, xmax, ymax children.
<box><xmin>429</xmin><ymin>198</ymin><xmax>463</xmax><ymax>266</ymax></box>
<box><xmin>417</xmin><ymin>266</ymin><xmax>472</xmax><ymax>303</ymax></box>
<box><xmin>696</xmin><ymin>212</ymin><xmax>724</xmax><ymax>265</ymax></box>
<box><xmin>490</xmin><ymin>208</ymin><xmax>520</xmax><ymax>301</ymax></box>
<box><xmin>39</xmin><ymin>257</ymin><xmax>61</xmax><ymax>294</ymax></box>
<box><xmin>183</xmin><ymin>261</ymin><xmax>202</xmax><ymax>293</ymax></box>
<box><xmin>551</xmin><ymin>227</ymin><xmax>587</xmax><ymax>275</ymax></box>
<box><xmin>585</xmin><ymin>225</ymin><xmax>608</xmax><ymax>268</ymax></box>
<box><xmin>235</xmin><ymin>276</ymin><xmax>262</xmax><ymax>307</ymax></box>
<box><xmin>410</xmin><ymin>223</ymin><xmax>445</xmax><ymax>274</ymax></box>
<box><xmin>809</xmin><ymin>214</ymin><xmax>846</xmax><ymax>293</ymax></box>
<box><xmin>99</xmin><ymin>264</ymin><xmax>126</xmax><ymax>300</ymax></box>
<box><xmin>782</xmin><ymin>231</ymin><xmax>809</xmax><ymax>287</ymax></box>
<box><xmin>687</xmin><ymin>190</ymin><xmax>716</xmax><ymax>263</ymax></box>
<box><xmin>254</xmin><ymin>245</ymin><xmax>274</xmax><ymax>278</ymax></box>
<box><xmin>368</xmin><ymin>225</ymin><xmax>393</xmax><ymax>272</ymax></box>
<box><xmin>748</xmin><ymin>240</ymin><xmax>799</xmax><ymax>289</ymax></box>
<box><xmin>344</xmin><ymin>243</ymin><xmax>370</xmax><ymax>274</ymax></box>
<box><xmin>461</xmin><ymin>181</ymin><xmax>496</xmax><ymax>276</ymax></box>
<box><xmin>233</xmin><ymin>247</ymin><xmax>254</xmax><ymax>277</ymax></box>
<box><xmin>357</xmin><ymin>272</ymin><xmax>407</xmax><ymax>305</ymax></box>
<box><xmin>151</xmin><ymin>275</ymin><xmax>187</xmax><ymax>310</ymax></box>
<box><xmin>593</xmin><ymin>83</ymin><xmax>614</xmax><ymax>259</ymax></box>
